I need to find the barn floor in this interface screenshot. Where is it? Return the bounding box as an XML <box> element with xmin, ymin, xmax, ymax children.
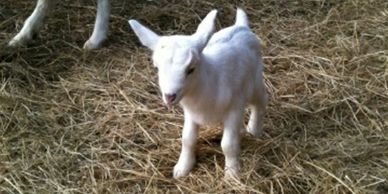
<box><xmin>0</xmin><ymin>0</ymin><xmax>387</xmax><ymax>193</ymax></box>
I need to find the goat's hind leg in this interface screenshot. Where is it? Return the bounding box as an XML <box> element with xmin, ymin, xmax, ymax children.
<box><xmin>247</xmin><ymin>80</ymin><xmax>268</xmax><ymax>138</ymax></box>
<box><xmin>83</xmin><ymin>0</ymin><xmax>110</xmax><ymax>50</ymax></box>
<box><xmin>9</xmin><ymin>0</ymin><xmax>56</xmax><ymax>47</ymax></box>
<box><xmin>222</xmin><ymin>109</ymin><xmax>243</xmax><ymax>180</ymax></box>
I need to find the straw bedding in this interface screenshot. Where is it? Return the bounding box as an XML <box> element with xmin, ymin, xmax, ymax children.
<box><xmin>0</xmin><ymin>0</ymin><xmax>387</xmax><ymax>193</ymax></box>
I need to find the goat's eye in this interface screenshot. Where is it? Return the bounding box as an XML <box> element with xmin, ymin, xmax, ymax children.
<box><xmin>186</xmin><ymin>67</ymin><xmax>195</xmax><ymax>76</ymax></box>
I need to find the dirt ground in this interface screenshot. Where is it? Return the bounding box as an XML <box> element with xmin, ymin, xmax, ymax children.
<box><xmin>0</xmin><ymin>0</ymin><xmax>387</xmax><ymax>193</ymax></box>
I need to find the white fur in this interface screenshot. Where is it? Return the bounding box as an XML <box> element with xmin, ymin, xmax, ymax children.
<box><xmin>129</xmin><ymin>8</ymin><xmax>268</xmax><ymax>179</ymax></box>
<box><xmin>8</xmin><ymin>0</ymin><xmax>110</xmax><ymax>50</ymax></box>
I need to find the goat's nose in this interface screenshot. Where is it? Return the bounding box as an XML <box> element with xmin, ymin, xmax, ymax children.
<box><xmin>164</xmin><ymin>93</ymin><xmax>177</xmax><ymax>104</ymax></box>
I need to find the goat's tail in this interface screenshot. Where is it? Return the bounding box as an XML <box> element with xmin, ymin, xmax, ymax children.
<box><xmin>235</xmin><ymin>8</ymin><xmax>249</xmax><ymax>27</ymax></box>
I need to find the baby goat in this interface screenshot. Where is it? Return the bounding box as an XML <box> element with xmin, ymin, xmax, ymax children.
<box><xmin>129</xmin><ymin>8</ymin><xmax>268</xmax><ymax>179</ymax></box>
<box><xmin>8</xmin><ymin>0</ymin><xmax>109</xmax><ymax>50</ymax></box>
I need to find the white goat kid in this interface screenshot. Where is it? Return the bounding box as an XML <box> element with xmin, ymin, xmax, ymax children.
<box><xmin>8</xmin><ymin>0</ymin><xmax>110</xmax><ymax>50</ymax></box>
<box><xmin>129</xmin><ymin>8</ymin><xmax>268</xmax><ymax>179</ymax></box>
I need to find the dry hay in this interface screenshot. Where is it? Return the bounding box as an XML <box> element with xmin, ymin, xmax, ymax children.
<box><xmin>0</xmin><ymin>0</ymin><xmax>387</xmax><ymax>193</ymax></box>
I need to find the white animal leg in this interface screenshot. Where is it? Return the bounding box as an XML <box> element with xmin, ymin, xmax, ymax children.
<box><xmin>222</xmin><ymin>109</ymin><xmax>243</xmax><ymax>180</ymax></box>
<box><xmin>9</xmin><ymin>0</ymin><xmax>56</xmax><ymax>47</ymax></box>
<box><xmin>173</xmin><ymin>113</ymin><xmax>199</xmax><ymax>178</ymax></box>
<box><xmin>248</xmin><ymin>79</ymin><xmax>268</xmax><ymax>137</ymax></box>
<box><xmin>247</xmin><ymin>105</ymin><xmax>265</xmax><ymax>137</ymax></box>
<box><xmin>83</xmin><ymin>0</ymin><xmax>110</xmax><ymax>50</ymax></box>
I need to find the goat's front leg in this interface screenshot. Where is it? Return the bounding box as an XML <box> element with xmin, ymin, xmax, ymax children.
<box><xmin>83</xmin><ymin>0</ymin><xmax>110</xmax><ymax>50</ymax></box>
<box><xmin>173</xmin><ymin>113</ymin><xmax>199</xmax><ymax>178</ymax></box>
<box><xmin>222</xmin><ymin>109</ymin><xmax>243</xmax><ymax>180</ymax></box>
<box><xmin>9</xmin><ymin>0</ymin><xmax>56</xmax><ymax>47</ymax></box>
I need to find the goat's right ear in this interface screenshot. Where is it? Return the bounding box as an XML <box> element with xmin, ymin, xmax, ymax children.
<box><xmin>129</xmin><ymin>20</ymin><xmax>160</xmax><ymax>50</ymax></box>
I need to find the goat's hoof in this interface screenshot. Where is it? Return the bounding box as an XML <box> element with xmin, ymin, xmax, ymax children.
<box><xmin>247</xmin><ymin>124</ymin><xmax>264</xmax><ymax>138</ymax></box>
<box><xmin>8</xmin><ymin>32</ymin><xmax>35</xmax><ymax>48</ymax></box>
<box><xmin>173</xmin><ymin>161</ymin><xmax>194</xmax><ymax>179</ymax></box>
<box><xmin>83</xmin><ymin>39</ymin><xmax>104</xmax><ymax>50</ymax></box>
<box><xmin>224</xmin><ymin>167</ymin><xmax>240</xmax><ymax>182</ymax></box>
<box><xmin>8</xmin><ymin>38</ymin><xmax>26</xmax><ymax>48</ymax></box>
<box><xmin>247</xmin><ymin>129</ymin><xmax>263</xmax><ymax>138</ymax></box>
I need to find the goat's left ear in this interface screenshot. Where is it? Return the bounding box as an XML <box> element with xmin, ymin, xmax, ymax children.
<box><xmin>192</xmin><ymin>10</ymin><xmax>217</xmax><ymax>52</ymax></box>
<box><xmin>129</xmin><ymin>20</ymin><xmax>160</xmax><ymax>51</ymax></box>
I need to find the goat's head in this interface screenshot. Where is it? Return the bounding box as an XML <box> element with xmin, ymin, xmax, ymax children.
<box><xmin>129</xmin><ymin>10</ymin><xmax>217</xmax><ymax>106</ymax></box>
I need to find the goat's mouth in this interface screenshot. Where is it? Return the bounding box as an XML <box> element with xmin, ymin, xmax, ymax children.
<box><xmin>164</xmin><ymin>92</ymin><xmax>184</xmax><ymax>108</ymax></box>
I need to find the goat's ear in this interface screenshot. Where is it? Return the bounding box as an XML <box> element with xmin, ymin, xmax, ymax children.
<box><xmin>192</xmin><ymin>10</ymin><xmax>217</xmax><ymax>52</ymax></box>
<box><xmin>129</xmin><ymin>20</ymin><xmax>160</xmax><ymax>50</ymax></box>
